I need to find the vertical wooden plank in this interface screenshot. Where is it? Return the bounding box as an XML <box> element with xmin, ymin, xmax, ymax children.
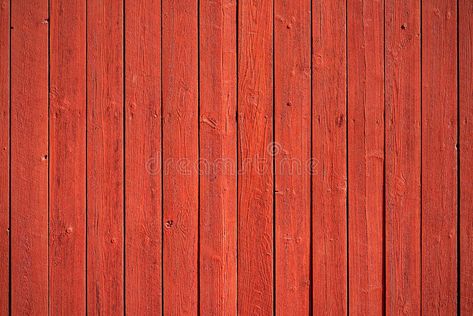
<box><xmin>199</xmin><ymin>0</ymin><xmax>237</xmax><ymax>314</ymax></box>
<box><xmin>274</xmin><ymin>0</ymin><xmax>310</xmax><ymax>314</ymax></box>
<box><xmin>347</xmin><ymin>0</ymin><xmax>384</xmax><ymax>314</ymax></box>
<box><xmin>49</xmin><ymin>0</ymin><xmax>86</xmax><ymax>313</ymax></box>
<box><xmin>460</xmin><ymin>0</ymin><xmax>473</xmax><ymax>313</ymax></box>
<box><xmin>421</xmin><ymin>0</ymin><xmax>457</xmax><ymax>314</ymax></box>
<box><xmin>385</xmin><ymin>0</ymin><xmax>421</xmax><ymax>314</ymax></box>
<box><xmin>87</xmin><ymin>0</ymin><xmax>124</xmax><ymax>313</ymax></box>
<box><xmin>162</xmin><ymin>0</ymin><xmax>198</xmax><ymax>314</ymax></box>
<box><xmin>125</xmin><ymin>0</ymin><xmax>162</xmax><ymax>314</ymax></box>
<box><xmin>0</xmin><ymin>0</ymin><xmax>9</xmax><ymax>314</ymax></box>
<box><xmin>237</xmin><ymin>0</ymin><xmax>273</xmax><ymax>314</ymax></box>
<box><xmin>10</xmin><ymin>0</ymin><xmax>49</xmax><ymax>314</ymax></box>
<box><xmin>312</xmin><ymin>0</ymin><xmax>347</xmax><ymax>314</ymax></box>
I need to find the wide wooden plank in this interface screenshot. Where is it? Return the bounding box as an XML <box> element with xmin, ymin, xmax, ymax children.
<box><xmin>49</xmin><ymin>0</ymin><xmax>86</xmax><ymax>314</ymax></box>
<box><xmin>162</xmin><ymin>0</ymin><xmax>199</xmax><ymax>314</ymax></box>
<box><xmin>87</xmin><ymin>0</ymin><xmax>124</xmax><ymax>313</ymax></box>
<box><xmin>460</xmin><ymin>0</ymin><xmax>473</xmax><ymax>313</ymax></box>
<box><xmin>421</xmin><ymin>0</ymin><xmax>457</xmax><ymax>314</ymax></box>
<box><xmin>199</xmin><ymin>0</ymin><xmax>237</xmax><ymax>314</ymax></box>
<box><xmin>10</xmin><ymin>0</ymin><xmax>49</xmax><ymax>314</ymax></box>
<box><xmin>0</xmin><ymin>0</ymin><xmax>9</xmax><ymax>314</ymax></box>
<box><xmin>125</xmin><ymin>0</ymin><xmax>162</xmax><ymax>314</ymax></box>
<box><xmin>274</xmin><ymin>0</ymin><xmax>311</xmax><ymax>314</ymax></box>
<box><xmin>347</xmin><ymin>0</ymin><xmax>384</xmax><ymax>314</ymax></box>
<box><xmin>312</xmin><ymin>0</ymin><xmax>347</xmax><ymax>314</ymax></box>
<box><xmin>237</xmin><ymin>0</ymin><xmax>273</xmax><ymax>314</ymax></box>
<box><xmin>385</xmin><ymin>0</ymin><xmax>421</xmax><ymax>314</ymax></box>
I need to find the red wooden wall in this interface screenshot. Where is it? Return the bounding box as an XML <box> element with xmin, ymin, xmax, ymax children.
<box><xmin>0</xmin><ymin>0</ymin><xmax>472</xmax><ymax>315</ymax></box>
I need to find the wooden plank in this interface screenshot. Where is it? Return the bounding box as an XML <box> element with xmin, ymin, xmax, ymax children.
<box><xmin>347</xmin><ymin>0</ymin><xmax>384</xmax><ymax>314</ymax></box>
<box><xmin>312</xmin><ymin>0</ymin><xmax>347</xmax><ymax>314</ymax></box>
<box><xmin>49</xmin><ymin>0</ymin><xmax>86</xmax><ymax>314</ymax></box>
<box><xmin>162</xmin><ymin>0</ymin><xmax>198</xmax><ymax>314</ymax></box>
<box><xmin>10</xmin><ymin>0</ymin><xmax>49</xmax><ymax>314</ymax></box>
<box><xmin>421</xmin><ymin>0</ymin><xmax>457</xmax><ymax>314</ymax></box>
<box><xmin>274</xmin><ymin>0</ymin><xmax>310</xmax><ymax>314</ymax></box>
<box><xmin>460</xmin><ymin>0</ymin><xmax>473</xmax><ymax>313</ymax></box>
<box><xmin>0</xmin><ymin>0</ymin><xmax>9</xmax><ymax>314</ymax></box>
<box><xmin>199</xmin><ymin>0</ymin><xmax>237</xmax><ymax>314</ymax></box>
<box><xmin>237</xmin><ymin>0</ymin><xmax>273</xmax><ymax>314</ymax></box>
<box><xmin>124</xmin><ymin>0</ymin><xmax>162</xmax><ymax>314</ymax></box>
<box><xmin>385</xmin><ymin>0</ymin><xmax>421</xmax><ymax>314</ymax></box>
<box><xmin>87</xmin><ymin>0</ymin><xmax>124</xmax><ymax>313</ymax></box>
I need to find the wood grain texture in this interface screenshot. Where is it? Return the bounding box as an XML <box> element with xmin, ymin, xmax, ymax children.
<box><xmin>125</xmin><ymin>0</ymin><xmax>162</xmax><ymax>314</ymax></box>
<box><xmin>460</xmin><ymin>0</ymin><xmax>473</xmax><ymax>313</ymax></box>
<box><xmin>274</xmin><ymin>0</ymin><xmax>311</xmax><ymax>314</ymax></box>
<box><xmin>162</xmin><ymin>0</ymin><xmax>199</xmax><ymax>314</ymax></box>
<box><xmin>347</xmin><ymin>0</ymin><xmax>384</xmax><ymax>314</ymax></box>
<box><xmin>87</xmin><ymin>0</ymin><xmax>124</xmax><ymax>313</ymax></box>
<box><xmin>237</xmin><ymin>0</ymin><xmax>273</xmax><ymax>314</ymax></box>
<box><xmin>11</xmin><ymin>0</ymin><xmax>48</xmax><ymax>315</ymax></box>
<box><xmin>49</xmin><ymin>0</ymin><xmax>86</xmax><ymax>314</ymax></box>
<box><xmin>385</xmin><ymin>0</ymin><xmax>421</xmax><ymax>314</ymax></box>
<box><xmin>312</xmin><ymin>1</ymin><xmax>347</xmax><ymax>314</ymax></box>
<box><xmin>421</xmin><ymin>0</ymin><xmax>457</xmax><ymax>314</ymax></box>
<box><xmin>199</xmin><ymin>0</ymin><xmax>237</xmax><ymax>314</ymax></box>
<box><xmin>10</xmin><ymin>0</ymin><xmax>49</xmax><ymax>314</ymax></box>
<box><xmin>0</xmin><ymin>0</ymin><xmax>9</xmax><ymax>314</ymax></box>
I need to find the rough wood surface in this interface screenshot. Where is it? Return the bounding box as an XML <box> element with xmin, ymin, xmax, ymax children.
<box><xmin>0</xmin><ymin>0</ymin><xmax>9</xmax><ymax>313</ymax></box>
<box><xmin>347</xmin><ymin>0</ymin><xmax>385</xmax><ymax>314</ymax></box>
<box><xmin>162</xmin><ymin>0</ymin><xmax>199</xmax><ymax>314</ymax></box>
<box><xmin>385</xmin><ymin>0</ymin><xmax>421</xmax><ymax>314</ymax></box>
<box><xmin>10</xmin><ymin>0</ymin><xmax>49</xmax><ymax>314</ymax></box>
<box><xmin>49</xmin><ymin>0</ymin><xmax>86</xmax><ymax>314</ymax></box>
<box><xmin>312</xmin><ymin>1</ymin><xmax>347</xmax><ymax>314</ymax></box>
<box><xmin>460</xmin><ymin>0</ymin><xmax>473</xmax><ymax>313</ymax></box>
<box><xmin>237</xmin><ymin>0</ymin><xmax>274</xmax><ymax>314</ymax></box>
<box><xmin>87</xmin><ymin>0</ymin><xmax>124</xmax><ymax>313</ymax></box>
<box><xmin>274</xmin><ymin>0</ymin><xmax>311</xmax><ymax>314</ymax></box>
<box><xmin>199</xmin><ymin>0</ymin><xmax>237</xmax><ymax>314</ymax></box>
<box><xmin>421</xmin><ymin>0</ymin><xmax>458</xmax><ymax>314</ymax></box>
<box><xmin>125</xmin><ymin>0</ymin><xmax>162</xmax><ymax>314</ymax></box>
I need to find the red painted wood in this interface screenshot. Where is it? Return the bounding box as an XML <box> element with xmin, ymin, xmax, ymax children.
<box><xmin>237</xmin><ymin>0</ymin><xmax>273</xmax><ymax>314</ymax></box>
<box><xmin>385</xmin><ymin>0</ymin><xmax>421</xmax><ymax>314</ymax></box>
<box><xmin>10</xmin><ymin>0</ymin><xmax>49</xmax><ymax>314</ymax></box>
<box><xmin>199</xmin><ymin>0</ymin><xmax>237</xmax><ymax>314</ymax></box>
<box><xmin>125</xmin><ymin>0</ymin><xmax>162</xmax><ymax>314</ymax></box>
<box><xmin>421</xmin><ymin>1</ymin><xmax>457</xmax><ymax>314</ymax></box>
<box><xmin>87</xmin><ymin>0</ymin><xmax>124</xmax><ymax>313</ymax></box>
<box><xmin>460</xmin><ymin>0</ymin><xmax>473</xmax><ymax>313</ymax></box>
<box><xmin>162</xmin><ymin>0</ymin><xmax>199</xmax><ymax>314</ymax></box>
<box><xmin>312</xmin><ymin>1</ymin><xmax>347</xmax><ymax>314</ymax></box>
<box><xmin>0</xmin><ymin>0</ymin><xmax>9</xmax><ymax>314</ymax></box>
<box><xmin>49</xmin><ymin>0</ymin><xmax>86</xmax><ymax>314</ymax></box>
<box><xmin>274</xmin><ymin>0</ymin><xmax>311</xmax><ymax>314</ymax></box>
<box><xmin>347</xmin><ymin>0</ymin><xmax>384</xmax><ymax>314</ymax></box>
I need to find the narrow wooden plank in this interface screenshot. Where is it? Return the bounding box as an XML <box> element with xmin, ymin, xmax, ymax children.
<box><xmin>312</xmin><ymin>0</ymin><xmax>347</xmax><ymax>314</ymax></box>
<box><xmin>460</xmin><ymin>0</ymin><xmax>473</xmax><ymax>313</ymax></box>
<box><xmin>0</xmin><ymin>0</ymin><xmax>9</xmax><ymax>314</ymax></box>
<box><xmin>10</xmin><ymin>0</ymin><xmax>49</xmax><ymax>314</ymax></box>
<box><xmin>162</xmin><ymin>0</ymin><xmax>198</xmax><ymax>314</ymax></box>
<box><xmin>347</xmin><ymin>0</ymin><xmax>384</xmax><ymax>314</ymax></box>
<box><xmin>124</xmin><ymin>0</ymin><xmax>162</xmax><ymax>314</ymax></box>
<box><xmin>49</xmin><ymin>0</ymin><xmax>86</xmax><ymax>313</ymax></box>
<box><xmin>87</xmin><ymin>0</ymin><xmax>124</xmax><ymax>313</ymax></box>
<box><xmin>274</xmin><ymin>0</ymin><xmax>311</xmax><ymax>314</ymax></box>
<box><xmin>199</xmin><ymin>0</ymin><xmax>237</xmax><ymax>314</ymax></box>
<box><xmin>385</xmin><ymin>1</ymin><xmax>421</xmax><ymax>314</ymax></box>
<box><xmin>237</xmin><ymin>0</ymin><xmax>273</xmax><ymax>314</ymax></box>
<box><xmin>421</xmin><ymin>1</ymin><xmax>457</xmax><ymax>314</ymax></box>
